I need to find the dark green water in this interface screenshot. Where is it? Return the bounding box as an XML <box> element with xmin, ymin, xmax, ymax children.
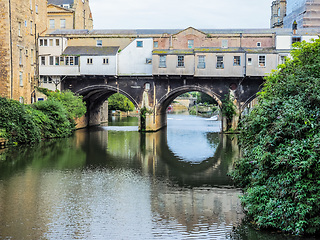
<box><xmin>0</xmin><ymin>115</ymin><xmax>315</xmax><ymax>239</ymax></box>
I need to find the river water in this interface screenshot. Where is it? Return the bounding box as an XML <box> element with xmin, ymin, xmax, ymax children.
<box><xmin>0</xmin><ymin>114</ymin><xmax>309</xmax><ymax>239</ymax></box>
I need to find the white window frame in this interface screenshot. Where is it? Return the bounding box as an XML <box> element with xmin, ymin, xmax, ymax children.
<box><xmin>103</xmin><ymin>58</ymin><xmax>109</xmax><ymax>64</ymax></box>
<box><xmin>87</xmin><ymin>58</ymin><xmax>93</xmax><ymax>65</ymax></box>
<box><xmin>216</xmin><ymin>56</ymin><xmax>224</xmax><ymax>69</ymax></box>
<box><xmin>188</xmin><ymin>40</ymin><xmax>194</xmax><ymax>49</ymax></box>
<box><xmin>60</xmin><ymin>19</ymin><xmax>66</xmax><ymax>29</ymax></box>
<box><xmin>153</xmin><ymin>41</ymin><xmax>158</xmax><ymax>48</ymax></box>
<box><xmin>159</xmin><ymin>55</ymin><xmax>166</xmax><ymax>68</ymax></box>
<box><xmin>197</xmin><ymin>55</ymin><xmax>205</xmax><ymax>69</ymax></box>
<box><xmin>49</xmin><ymin>19</ymin><xmax>55</xmax><ymax>29</ymax></box>
<box><xmin>248</xmin><ymin>57</ymin><xmax>252</xmax><ymax>65</ymax></box>
<box><xmin>233</xmin><ymin>56</ymin><xmax>241</xmax><ymax>66</ymax></box>
<box><xmin>136</xmin><ymin>41</ymin><xmax>143</xmax><ymax>48</ymax></box>
<box><xmin>96</xmin><ymin>40</ymin><xmax>102</xmax><ymax>47</ymax></box>
<box><xmin>257</xmin><ymin>42</ymin><xmax>261</xmax><ymax>47</ymax></box>
<box><xmin>177</xmin><ymin>55</ymin><xmax>185</xmax><ymax>67</ymax></box>
<box><xmin>258</xmin><ymin>55</ymin><xmax>266</xmax><ymax>67</ymax></box>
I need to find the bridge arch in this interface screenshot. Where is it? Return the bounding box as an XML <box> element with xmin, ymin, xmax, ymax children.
<box><xmin>75</xmin><ymin>85</ymin><xmax>140</xmax><ymax>109</ymax></box>
<box><xmin>156</xmin><ymin>85</ymin><xmax>222</xmax><ymax>114</ymax></box>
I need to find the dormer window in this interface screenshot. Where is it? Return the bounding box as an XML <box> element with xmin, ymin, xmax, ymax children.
<box><xmin>62</xmin><ymin>4</ymin><xmax>70</xmax><ymax>9</ymax></box>
<box><xmin>96</xmin><ymin>40</ymin><xmax>102</xmax><ymax>47</ymax></box>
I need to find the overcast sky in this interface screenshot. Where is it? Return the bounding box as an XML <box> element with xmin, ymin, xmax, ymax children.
<box><xmin>90</xmin><ymin>0</ymin><xmax>274</xmax><ymax>30</ymax></box>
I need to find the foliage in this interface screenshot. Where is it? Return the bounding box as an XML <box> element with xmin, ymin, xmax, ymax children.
<box><xmin>140</xmin><ymin>107</ymin><xmax>153</xmax><ymax>131</ymax></box>
<box><xmin>32</xmin><ymin>98</ymin><xmax>73</xmax><ymax>139</ymax></box>
<box><xmin>108</xmin><ymin>93</ymin><xmax>135</xmax><ymax>112</ymax></box>
<box><xmin>221</xmin><ymin>94</ymin><xmax>236</xmax><ymax>121</ymax></box>
<box><xmin>0</xmin><ymin>97</ymin><xmax>42</xmax><ymax>144</ymax></box>
<box><xmin>0</xmin><ymin>89</ymin><xmax>86</xmax><ymax>144</ymax></box>
<box><xmin>230</xmin><ymin>39</ymin><xmax>320</xmax><ymax>235</ymax></box>
<box><xmin>37</xmin><ymin>87</ymin><xmax>86</xmax><ymax>123</ymax></box>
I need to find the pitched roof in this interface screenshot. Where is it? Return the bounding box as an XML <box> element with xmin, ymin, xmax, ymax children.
<box><xmin>62</xmin><ymin>46</ymin><xmax>119</xmax><ymax>56</ymax></box>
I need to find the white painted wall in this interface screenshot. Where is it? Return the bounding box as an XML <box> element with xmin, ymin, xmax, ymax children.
<box><xmin>118</xmin><ymin>38</ymin><xmax>153</xmax><ymax>76</ymax></box>
<box><xmin>80</xmin><ymin>55</ymin><xmax>117</xmax><ymax>75</ymax></box>
<box><xmin>276</xmin><ymin>35</ymin><xmax>319</xmax><ymax>49</ymax></box>
<box><xmin>40</xmin><ymin>64</ymin><xmax>80</xmax><ymax>76</ymax></box>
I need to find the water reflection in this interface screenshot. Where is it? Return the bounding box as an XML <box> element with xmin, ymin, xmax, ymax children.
<box><xmin>0</xmin><ymin>115</ymin><xmax>245</xmax><ymax>239</ymax></box>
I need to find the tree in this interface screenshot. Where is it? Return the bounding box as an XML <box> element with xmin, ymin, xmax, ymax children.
<box><xmin>108</xmin><ymin>93</ymin><xmax>135</xmax><ymax>112</ymax></box>
<box><xmin>231</xmin><ymin>39</ymin><xmax>320</xmax><ymax>235</ymax></box>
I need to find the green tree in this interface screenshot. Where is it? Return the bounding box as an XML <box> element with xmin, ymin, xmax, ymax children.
<box><xmin>108</xmin><ymin>93</ymin><xmax>135</xmax><ymax>112</ymax></box>
<box><xmin>231</xmin><ymin>39</ymin><xmax>320</xmax><ymax>235</ymax></box>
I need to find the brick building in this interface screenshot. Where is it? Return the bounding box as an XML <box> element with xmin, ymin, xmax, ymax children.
<box><xmin>0</xmin><ymin>0</ymin><xmax>47</xmax><ymax>103</ymax></box>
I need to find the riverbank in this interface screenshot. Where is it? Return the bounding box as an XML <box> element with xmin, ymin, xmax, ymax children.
<box><xmin>0</xmin><ymin>89</ymin><xmax>86</xmax><ymax>146</ymax></box>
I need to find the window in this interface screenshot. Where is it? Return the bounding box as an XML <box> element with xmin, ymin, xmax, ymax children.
<box><xmin>35</xmin><ymin>5</ymin><xmax>38</xmax><ymax>13</ymax></box>
<box><xmin>96</xmin><ymin>40</ymin><xmax>102</xmax><ymax>46</ymax></box>
<box><xmin>18</xmin><ymin>22</ymin><xmax>21</xmax><ymax>36</ymax></box>
<box><xmin>153</xmin><ymin>41</ymin><xmax>158</xmax><ymax>48</ymax></box>
<box><xmin>257</xmin><ymin>42</ymin><xmax>261</xmax><ymax>47</ymax></box>
<box><xmin>60</xmin><ymin>56</ymin><xmax>64</xmax><ymax>65</ymax></box>
<box><xmin>177</xmin><ymin>55</ymin><xmax>184</xmax><ymax>67</ymax></box>
<box><xmin>19</xmin><ymin>72</ymin><xmax>23</xmax><ymax>86</ymax></box>
<box><xmin>292</xmin><ymin>36</ymin><xmax>301</xmax><ymax>45</ymax></box>
<box><xmin>278</xmin><ymin>8</ymin><xmax>281</xmax><ymax>17</ymax></box>
<box><xmin>233</xmin><ymin>56</ymin><xmax>241</xmax><ymax>66</ymax></box>
<box><xmin>41</xmin><ymin>56</ymin><xmax>45</xmax><ymax>65</ymax></box>
<box><xmin>30</xmin><ymin>0</ymin><xmax>32</xmax><ymax>10</ymax></box>
<box><xmin>188</xmin><ymin>40</ymin><xmax>194</xmax><ymax>49</ymax></box>
<box><xmin>279</xmin><ymin>55</ymin><xmax>286</xmax><ymax>64</ymax></box>
<box><xmin>136</xmin><ymin>41</ymin><xmax>143</xmax><ymax>47</ymax></box>
<box><xmin>75</xmin><ymin>57</ymin><xmax>79</xmax><ymax>65</ymax></box>
<box><xmin>49</xmin><ymin>19</ymin><xmax>55</xmax><ymax>29</ymax></box>
<box><xmin>146</xmin><ymin>58</ymin><xmax>152</xmax><ymax>64</ymax></box>
<box><xmin>222</xmin><ymin>40</ymin><xmax>228</xmax><ymax>48</ymax></box>
<box><xmin>70</xmin><ymin>57</ymin><xmax>74</xmax><ymax>65</ymax></box>
<box><xmin>49</xmin><ymin>39</ymin><xmax>53</xmax><ymax>46</ymax></box>
<box><xmin>42</xmin><ymin>76</ymin><xmax>53</xmax><ymax>84</ymax></box>
<box><xmin>19</xmin><ymin>97</ymin><xmax>24</xmax><ymax>103</ymax></box>
<box><xmin>30</xmin><ymin>21</ymin><xmax>33</xmax><ymax>34</ymax></box>
<box><xmin>56</xmin><ymin>39</ymin><xmax>60</xmax><ymax>46</ymax></box>
<box><xmin>49</xmin><ymin>56</ymin><xmax>54</xmax><ymax>65</ymax></box>
<box><xmin>103</xmin><ymin>58</ymin><xmax>109</xmax><ymax>64</ymax></box>
<box><xmin>19</xmin><ymin>49</ymin><xmax>23</xmax><ymax>65</ymax></box>
<box><xmin>248</xmin><ymin>57</ymin><xmax>252</xmax><ymax>65</ymax></box>
<box><xmin>60</xmin><ymin>19</ymin><xmax>66</xmax><ymax>29</ymax></box>
<box><xmin>87</xmin><ymin>58</ymin><xmax>93</xmax><ymax>64</ymax></box>
<box><xmin>198</xmin><ymin>55</ymin><xmax>205</xmax><ymax>69</ymax></box>
<box><xmin>55</xmin><ymin>56</ymin><xmax>60</xmax><ymax>65</ymax></box>
<box><xmin>63</xmin><ymin>4</ymin><xmax>70</xmax><ymax>8</ymax></box>
<box><xmin>41</xmin><ymin>39</ymin><xmax>48</xmax><ymax>46</ymax></box>
<box><xmin>259</xmin><ymin>55</ymin><xmax>266</xmax><ymax>67</ymax></box>
<box><xmin>216</xmin><ymin>56</ymin><xmax>224</xmax><ymax>69</ymax></box>
<box><xmin>65</xmin><ymin>56</ymin><xmax>69</xmax><ymax>65</ymax></box>
<box><xmin>30</xmin><ymin>49</ymin><xmax>34</xmax><ymax>63</ymax></box>
<box><xmin>159</xmin><ymin>55</ymin><xmax>166</xmax><ymax>68</ymax></box>
<box><xmin>24</xmin><ymin>20</ymin><xmax>27</xmax><ymax>27</ymax></box>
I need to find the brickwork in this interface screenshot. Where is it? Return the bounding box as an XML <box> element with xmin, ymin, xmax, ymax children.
<box><xmin>0</xmin><ymin>0</ymin><xmax>47</xmax><ymax>103</ymax></box>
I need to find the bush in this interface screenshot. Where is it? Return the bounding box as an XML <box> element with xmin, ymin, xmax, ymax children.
<box><xmin>230</xmin><ymin>39</ymin><xmax>320</xmax><ymax>235</ymax></box>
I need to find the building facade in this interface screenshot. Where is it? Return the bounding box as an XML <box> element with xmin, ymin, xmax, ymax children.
<box><xmin>0</xmin><ymin>0</ymin><xmax>47</xmax><ymax>103</ymax></box>
<box><xmin>270</xmin><ymin>0</ymin><xmax>287</xmax><ymax>28</ymax></box>
<box><xmin>47</xmin><ymin>0</ymin><xmax>93</xmax><ymax>33</ymax></box>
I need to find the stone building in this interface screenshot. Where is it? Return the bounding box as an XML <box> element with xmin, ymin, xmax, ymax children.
<box><xmin>270</xmin><ymin>0</ymin><xmax>287</xmax><ymax>28</ymax></box>
<box><xmin>271</xmin><ymin>0</ymin><xmax>320</xmax><ymax>29</ymax></box>
<box><xmin>0</xmin><ymin>0</ymin><xmax>47</xmax><ymax>103</ymax></box>
<box><xmin>47</xmin><ymin>0</ymin><xmax>93</xmax><ymax>32</ymax></box>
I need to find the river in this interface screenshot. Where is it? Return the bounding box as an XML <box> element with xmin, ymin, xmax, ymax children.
<box><xmin>0</xmin><ymin>114</ymin><xmax>310</xmax><ymax>239</ymax></box>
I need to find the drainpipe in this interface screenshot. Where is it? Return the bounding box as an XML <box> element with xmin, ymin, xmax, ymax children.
<box><xmin>9</xmin><ymin>0</ymin><xmax>13</xmax><ymax>99</ymax></box>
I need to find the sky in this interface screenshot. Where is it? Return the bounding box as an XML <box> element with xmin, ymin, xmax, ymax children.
<box><xmin>90</xmin><ymin>0</ymin><xmax>274</xmax><ymax>30</ymax></box>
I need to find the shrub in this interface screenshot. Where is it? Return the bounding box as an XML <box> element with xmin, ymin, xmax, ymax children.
<box><xmin>230</xmin><ymin>39</ymin><xmax>320</xmax><ymax>235</ymax></box>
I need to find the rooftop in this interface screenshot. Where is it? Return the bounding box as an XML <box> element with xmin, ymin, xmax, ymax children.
<box><xmin>62</xmin><ymin>46</ymin><xmax>119</xmax><ymax>56</ymax></box>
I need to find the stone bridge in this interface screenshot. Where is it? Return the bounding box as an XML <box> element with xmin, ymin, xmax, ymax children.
<box><xmin>62</xmin><ymin>75</ymin><xmax>264</xmax><ymax>131</ymax></box>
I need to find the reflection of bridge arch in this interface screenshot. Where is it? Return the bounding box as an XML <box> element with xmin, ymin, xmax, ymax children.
<box><xmin>157</xmin><ymin>85</ymin><xmax>222</xmax><ymax>114</ymax></box>
<box><xmin>76</xmin><ymin>85</ymin><xmax>140</xmax><ymax>109</ymax></box>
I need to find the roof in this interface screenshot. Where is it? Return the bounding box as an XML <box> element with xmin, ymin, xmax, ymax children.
<box><xmin>47</xmin><ymin>0</ymin><xmax>74</xmax><ymax>5</ymax></box>
<box><xmin>48</xmin><ymin>27</ymin><xmax>320</xmax><ymax>37</ymax></box>
<box><xmin>62</xmin><ymin>46</ymin><xmax>119</xmax><ymax>56</ymax></box>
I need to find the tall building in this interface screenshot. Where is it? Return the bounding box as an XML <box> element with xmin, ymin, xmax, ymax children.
<box><xmin>47</xmin><ymin>0</ymin><xmax>93</xmax><ymax>32</ymax></box>
<box><xmin>0</xmin><ymin>0</ymin><xmax>47</xmax><ymax>103</ymax></box>
<box><xmin>270</xmin><ymin>0</ymin><xmax>287</xmax><ymax>28</ymax></box>
<box><xmin>272</xmin><ymin>0</ymin><xmax>320</xmax><ymax>29</ymax></box>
